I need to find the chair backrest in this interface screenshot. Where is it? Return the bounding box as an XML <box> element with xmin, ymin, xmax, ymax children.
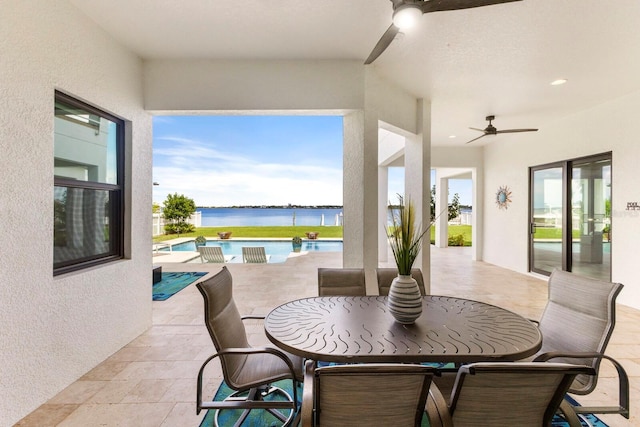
<box><xmin>305</xmin><ymin>362</ymin><xmax>435</xmax><ymax>426</ymax></box>
<box><xmin>537</xmin><ymin>269</ymin><xmax>623</xmax><ymax>394</ymax></box>
<box><xmin>376</xmin><ymin>268</ymin><xmax>426</xmax><ymax>296</ymax></box>
<box><xmin>317</xmin><ymin>268</ymin><xmax>366</xmax><ymax>296</ymax></box>
<box><xmin>242</xmin><ymin>246</ymin><xmax>268</xmax><ymax>263</ymax></box>
<box><xmin>198</xmin><ymin>246</ymin><xmax>225</xmax><ymax>263</ymax></box>
<box><xmin>196</xmin><ymin>267</ymin><xmax>251</xmax><ymax>388</ymax></box>
<box><xmin>448</xmin><ymin>362</ymin><xmax>595</xmax><ymax>427</ymax></box>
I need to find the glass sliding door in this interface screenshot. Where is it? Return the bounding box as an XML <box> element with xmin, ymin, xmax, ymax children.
<box><xmin>570</xmin><ymin>156</ymin><xmax>611</xmax><ymax>280</ymax></box>
<box><xmin>530</xmin><ymin>165</ymin><xmax>565</xmax><ymax>275</ymax></box>
<box><xmin>529</xmin><ymin>153</ymin><xmax>611</xmax><ymax>281</ymax></box>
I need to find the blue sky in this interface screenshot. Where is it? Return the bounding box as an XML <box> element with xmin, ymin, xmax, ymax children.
<box><xmin>153</xmin><ymin>115</ymin><xmax>471</xmax><ymax>206</ymax></box>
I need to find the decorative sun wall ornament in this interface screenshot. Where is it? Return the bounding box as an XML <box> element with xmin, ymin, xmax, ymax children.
<box><xmin>496</xmin><ymin>185</ymin><xmax>512</xmax><ymax>210</ymax></box>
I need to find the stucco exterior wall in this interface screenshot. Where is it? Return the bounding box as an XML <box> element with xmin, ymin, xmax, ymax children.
<box><xmin>0</xmin><ymin>2</ymin><xmax>152</xmax><ymax>425</ymax></box>
<box><xmin>144</xmin><ymin>59</ymin><xmax>365</xmax><ymax>112</ymax></box>
<box><xmin>482</xmin><ymin>92</ymin><xmax>640</xmax><ymax>310</ymax></box>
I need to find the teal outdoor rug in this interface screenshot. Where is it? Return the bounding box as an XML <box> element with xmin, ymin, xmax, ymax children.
<box><xmin>152</xmin><ymin>272</ymin><xmax>207</xmax><ymax>301</ymax></box>
<box><xmin>552</xmin><ymin>396</ymin><xmax>610</xmax><ymax>427</ymax></box>
<box><xmin>199</xmin><ymin>379</ymin><xmax>300</xmax><ymax>427</ymax></box>
<box><xmin>199</xmin><ymin>380</ymin><xmax>609</xmax><ymax>427</ymax></box>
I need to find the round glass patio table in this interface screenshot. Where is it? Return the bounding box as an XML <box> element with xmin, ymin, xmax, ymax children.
<box><xmin>264</xmin><ymin>296</ymin><xmax>542</xmax><ymax>364</ymax></box>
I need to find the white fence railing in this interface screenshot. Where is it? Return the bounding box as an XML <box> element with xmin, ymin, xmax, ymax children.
<box><xmin>152</xmin><ymin>212</ymin><xmax>202</xmax><ymax>236</ymax></box>
<box><xmin>448</xmin><ymin>212</ymin><xmax>472</xmax><ymax>226</ymax></box>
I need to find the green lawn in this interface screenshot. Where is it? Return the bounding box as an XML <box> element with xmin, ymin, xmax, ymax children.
<box><xmin>430</xmin><ymin>225</ymin><xmax>472</xmax><ymax>246</ymax></box>
<box><xmin>534</xmin><ymin>227</ymin><xmax>582</xmax><ymax>239</ymax></box>
<box><xmin>154</xmin><ymin>225</ymin><xmax>608</xmax><ymax>246</ymax></box>
<box><xmin>154</xmin><ymin>224</ymin><xmax>474</xmax><ymax>246</ymax></box>
<box><xmin>153</xmin><ymin>226</ymin><xmax>343</xmax><ymax>242</ymax></box>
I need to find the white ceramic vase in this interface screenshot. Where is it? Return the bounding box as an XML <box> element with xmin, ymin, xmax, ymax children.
<box><xmin>387</xmin><ymin>274</ymin><xmax>423</xmax><ymax>324</ymax></box>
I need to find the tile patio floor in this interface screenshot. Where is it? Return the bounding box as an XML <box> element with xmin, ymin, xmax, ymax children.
<box><xmin>16</xmin><ymin>247</ymin><xmax>638</xmax><ymax>426</ymax></box>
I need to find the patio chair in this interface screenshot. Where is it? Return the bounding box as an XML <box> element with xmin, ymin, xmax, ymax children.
<box><xmin>376</xmin><ymin>267</ymin><xmax>426</xmax><ymax>296</ymax></box>
<box><xmin>197</xmin><ymin>246</ymin><xmax>234</xmax><ymax>263</ymax></box>
<box><xmin>426</xmin><ymin>362</ymin><xmax>596</xmax><ymax>427</ymax></box>
<box><xmin>317</xmin><ymin>267</ymin><xmax>366</xmax><ymax>296</ymax></box>
<box><xmin>301</xmin><ymin>360</ymin><xmax>436</xmax><ymax>427</ymax></box>
<box><xmin>242</xmin><ymin>246</ymin><xmax>270</xmax><ymax>263</ymax></box>
<box><xmin>196</xmin><ymin>266</ymin><xmax>303</xmax><ymax>426</ymax></box>
<box><xmin>531</xmin><ymin>269</ymin><xmax>629</xmax><ymax>419</ymax></box>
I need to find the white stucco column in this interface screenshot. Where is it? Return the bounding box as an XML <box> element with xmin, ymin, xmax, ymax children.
<box><xmin>378</xmin><ymin>165</ymin><xmax>389</xmax><ymax>262</ymax></box>
<box><xmin>342</xmin><ymin>111</ymin><xmax>365</xmax><ymax>269</ymax></box>
<box><xmin>405</xmin><ymin>132</ymin><xmax>423</xmax><ymax>265</ymax></box>
<box><xmin>405</xmin><ymin>99</ymin><xmax>431</xmax><ymax>292</ymax></box>
<box><xmin>436</xmin><ymin>175</ymin><xmax>449</xmax><ymax>248</ymax></box>
<box><xmin>471</xmin><ymin>167</ymin><xmax>482</xmax><ymax>261</ymax></box>
<box><xmin>362</xmin><ymin>112</ymin><xmax>380</xmax><ymax>294</ymax></box>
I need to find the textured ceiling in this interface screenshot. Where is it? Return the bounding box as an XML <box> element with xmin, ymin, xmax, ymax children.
<box><xmin>69</xmin><ymin>0</ymin><xmax>640</xmax><ymax>146</ymax></box>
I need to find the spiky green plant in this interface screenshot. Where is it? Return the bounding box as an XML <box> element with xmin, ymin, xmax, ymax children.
<box><xmin>386</xmin><ymin>195</ymin><xmax>431</xmax><ymax>276</ymax></box>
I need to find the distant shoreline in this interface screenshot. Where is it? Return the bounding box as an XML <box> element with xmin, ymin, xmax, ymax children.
<box><xmin>197</xmin><ymin>205</ymin><xmax>343</xmax><ymax>209</ymax></box>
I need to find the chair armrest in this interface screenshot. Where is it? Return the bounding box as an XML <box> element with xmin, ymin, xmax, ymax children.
<box><xmin>301</xmin><ymin>360</ymin><xmax>317</xmax><ymax>427</ymax></box>
<box><xmin>196</xmin><ymin>346</ymin><xmax>299</xmax><ymax>415</ymax></box>
<box><xmin>528</xmin><ymin>318</ymin><xmax>540</xmax><ymax>326</ymax></box>
<box><xmin>558</xmin><ymin>399</ymin><xmax>583</xmax><ymax>427</ymax></box>
<box><xmin>426</xmin><ymin>383</ymin><xmax>454</xmax><ymax>427</ymax></box>
<box><xmin>241</xmin><ymin>315</ymin><xmax>266</xmax><ymax>321</ymax></box>
<box><xmin>533</xmin><ymin>351</ymin><xmax>629</xmax><ymax>419</ymax></box>
<box><xmin>533</xmin><ymin>350</ymin><xmax>604</xmax><ymax>362</ymax></box>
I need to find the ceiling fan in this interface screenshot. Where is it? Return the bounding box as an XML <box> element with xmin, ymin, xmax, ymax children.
<box><xmin>466</xmin><ymin>115</ymin><xmax>538</xmax><ymax>144</ymax></box>
<box><xmin>365</xmin><ymin>0</ymin><xmax>522</xmax><ymax>65</ymax></box>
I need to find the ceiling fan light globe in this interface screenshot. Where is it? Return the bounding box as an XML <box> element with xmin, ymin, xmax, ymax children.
<box><xmin>392</xmin><ymin>5</ymin><xmax>422</xmax><ymax>29</ymax></box>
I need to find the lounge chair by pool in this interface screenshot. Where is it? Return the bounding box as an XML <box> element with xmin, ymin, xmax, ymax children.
<box><xmin>198</xmin><ymin>246</ymin><xmax>234</xmax><ymax>263</ymax></box>
<box><xmin>242</xmin><ymin>247</ymin><xmax>270</xmax><ymax>263</ymax></box>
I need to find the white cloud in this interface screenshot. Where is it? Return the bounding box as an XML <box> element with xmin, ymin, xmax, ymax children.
<box><xmin>153</xmin><ymin>155</ymin><xmax>343</xmax><ymax>206</ymax></box>
<box><xmin>153</xmin><ymin>130</ymin><xmax>344</xmax><ymax>206</ymax></box>
<box><xmin>155</xmin><ymin>136</ymin><xmax>249</xmax><ymax>164</ymax></box>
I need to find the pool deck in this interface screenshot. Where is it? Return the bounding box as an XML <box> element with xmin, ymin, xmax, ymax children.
<box><xmin>152</xmin><ymin>238</ymin><xmax>201</xmax><ymax>263</ymax></box>
<box><xmin>152</xmin><ymin>237</ymin><xmax>339</xmax><ymax>264</ymax></box>
<box><xmin>153</xmin><ymin>251</ymin><xmax>201</xmax><ymax>263</ymax></box>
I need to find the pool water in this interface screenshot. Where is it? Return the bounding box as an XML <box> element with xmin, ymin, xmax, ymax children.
<box><xmin>165</xmin><ymin>239</ymin><xmax>343</xmax><ymax>263</ymax></box>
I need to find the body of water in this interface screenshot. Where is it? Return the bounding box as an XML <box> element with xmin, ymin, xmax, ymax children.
<box><xmin>198</xmin><ymin>207</ymin><xmax>343</xmax><ymax>227</ymax></box>
<box><xmin>197</xmin><ymin>206</ymin><xmax>472</xmax><ymax>227</ymax></box>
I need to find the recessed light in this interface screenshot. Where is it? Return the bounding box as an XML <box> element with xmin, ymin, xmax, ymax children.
<box><xmin>449</xmin><ymin>135</ymin><xmax>456</xmax><ymax>139</ymax></box>
<box><xmin>551</xmin><ymin>79</ymin><xmax>568</xmax><ymax>86</ymax></box>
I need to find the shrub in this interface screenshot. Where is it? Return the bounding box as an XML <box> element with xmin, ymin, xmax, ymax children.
<box><xmin>163</xmin><ymin>193</ymin><xmax>196</xmax><ymax>237</ymax></box>
<box><xmin>164</xmin><ymin>222</ymin><xmax>195</xmax><ymax>235</ymax></box>
<box><xmin>448</xmin><ymin>233</ymin><xmax>466</xmax><ymax>247</ymax></box>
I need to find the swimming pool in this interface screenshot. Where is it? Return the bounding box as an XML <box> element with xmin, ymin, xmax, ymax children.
<box><xmin>165</xmin><ymin>239</ymin><xmax>343</xmax><ymax>263</ymax></box>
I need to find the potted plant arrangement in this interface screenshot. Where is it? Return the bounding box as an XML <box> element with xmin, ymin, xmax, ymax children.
<box><xmin>194</xmin><ymin>235</ymin><xmax>207</xmax><ymax>247</ymax></box>
<box><xmin>292</xmin><ymin>236</ymin><xmax>303</xmax><ymax>252</ymax></box>
<box><xmin>386</xmin><ymin>195</ymin><xmax>430</xmax><ymax>324</ymax></box>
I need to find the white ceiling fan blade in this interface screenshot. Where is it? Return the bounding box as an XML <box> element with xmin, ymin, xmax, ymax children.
<box><xmin>465</xmin><ymin>134</ymin><xmax>488</xmax><ymax>144</ymax></box>
<box><xmin>422</xmin><ymin>0</ymin><xmax>522</xmax><ymax>13</ymax></box>
<box><xmin>364</xmin><ymin>24</ymin><xmax>399</xmax><ymax>65</ymax></box>
<box><xmin>495</xmin><ymin>128</ymin><xmax>539</xmax><ymax>134</ymax></box>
